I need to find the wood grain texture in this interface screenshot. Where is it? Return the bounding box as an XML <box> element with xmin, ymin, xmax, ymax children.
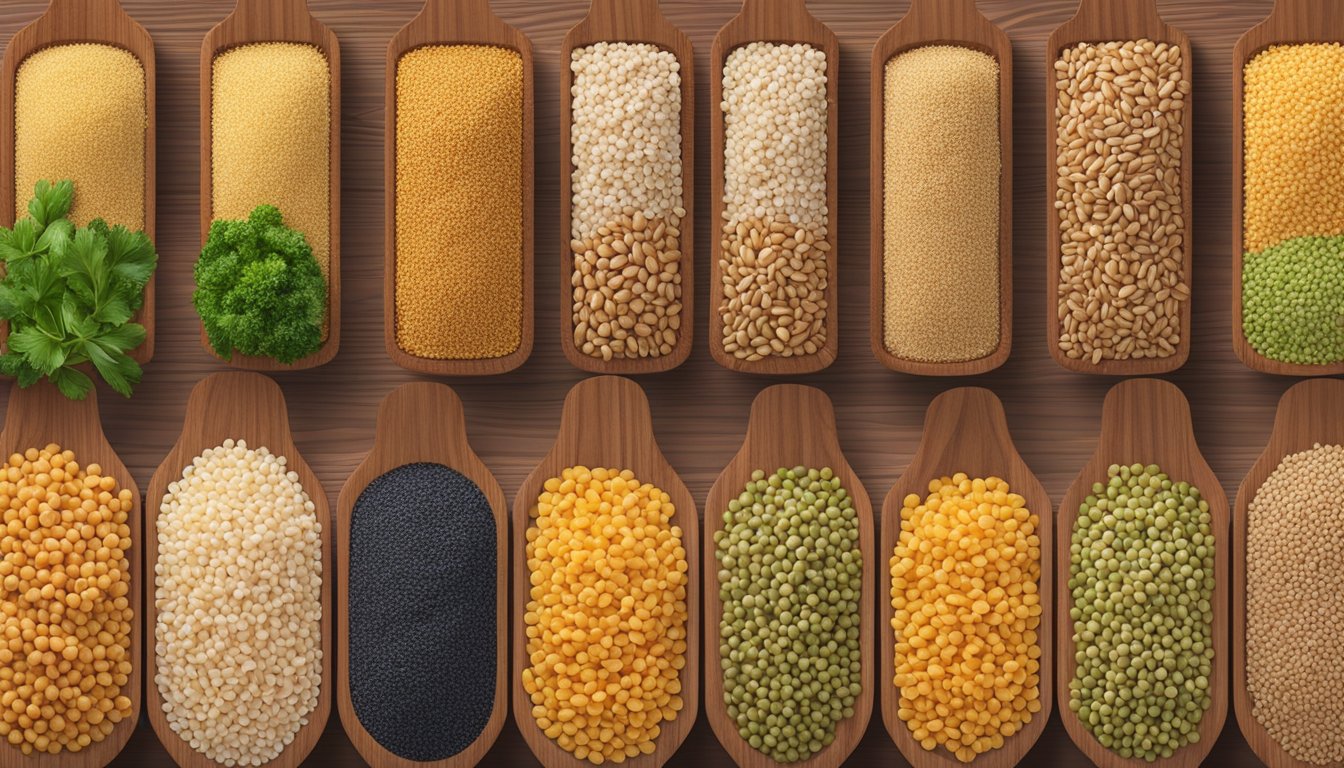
<box><xmin>1055</xmin><ymin>378</ymin><xmax>1229</xmax><ymax>768</ymax></box>
<box><xmin>0</xmin><ymin>0</ymin><xmax>156</xmax><ymax>365</ymax></box>
<box><xmin>707</xmin><ymin>0</ymin><xmax>840</xmax><ymax>375</ymax></box>
<box><xmin>880</xmin><ymin>387</ymin><xmax>1052</xmax><ymax>768</ymax></box>
<box><xmin>1232</xmin><ymin>378</ymin><xmax>1344</xmax><ymax>768</ymax></box>
<box><xmin>512</xmin><ymin>376</ymin><xmax>699</xmax><ymax>768</ymax></box>
<box><xmin>1045</xmin><ymin>0</ymin><xmax>1195</xmax><ymax>376</ymax></box>
<box><xmin>867</xmin><ymin>0</ymin><xmax>1012</xmax><ymax>377</ymax></box>
<box><xmin>383</xmin><ymin>0</ymin><xmax>535</xmax><ymax>375</ymax></box>
<box><xmin>335</xmin><ymin>382</ymin><xmax>507</xmax><ymax>768</ymax></box>
<box><xmin>0</xmin><ymin>1</ymin><xmax>1278</xmax><ymax>765</ymax></box>
<box><xmin>702</xmin><ymin>385</ymin><xmax>873</xmax><ymax>767</ymax></box>
<box><xmin>558</xmin><ymin>0</ymin><xmax>696</xmax><ymax>374</ymax></box>
<box><xmin>0</xmin><ymin>382</ymin><xmax>141</xmax><ymax>768</ymax></box>
<box><xmin>1230</xmin><ymin>0</ymin><xmax>1344</xmax><ymax>377</ymax></box>
<box><xmin>143</xmin><ymin>372</ymin><xmax>332</xmax><ymax>768</ymax></box>
<box><xmin>199</xmin><ymin>0</ymin><xmax>342</xmax><ymax>370</ymax></box>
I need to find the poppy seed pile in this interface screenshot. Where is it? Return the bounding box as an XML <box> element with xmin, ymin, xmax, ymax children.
<box><xmin>348</xmin><ymin>463</ymin><xmax>497</xmax><ymax>761</ymax></box>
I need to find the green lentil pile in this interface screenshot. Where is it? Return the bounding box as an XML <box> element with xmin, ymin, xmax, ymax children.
<box><xmin>713</xmin><ymin>467</ymin><xmax>862</xmax><ymax>763</ymax></box>
<box><xmin>1068</xmin><ymin>463</ymin><xmax>1214</xmax><ymax>762</ymax></box>
<box><xmin>1242</xmin><ymin>235</ymin><xmax>1344</xmax><ymax>365</ymax></box>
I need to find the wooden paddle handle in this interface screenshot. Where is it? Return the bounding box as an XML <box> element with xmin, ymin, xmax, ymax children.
<box><xmin>920</xmin><ymin>386</ymin><xmax>1016</xmax><ymax>456</ymax></box>
<box><xmin>227</xmin><ymin>0</ymin><xmax>311</xmax><ymax>17</ymax></box>
<box><xmin>371</xmin><ymin>381</ymin><xmax>474</xmax><ymax>469</ymax></box>
<box><xmin>745</xmin><ymin>384</ymin><xmax>842</xmax><ymax>456</ymax></box>
<box><xmin>903</xmin><ymin>0</ymin><xmax>985</xmax><ymax>24</ymax></box>
<box><xmin>2</xmin><ymin>380</ymin><xmax>102</xmax><ymax>440</ymax></box>
<box><xmin>1095</xmin><ymin>378</ymin><xmax>1194</xmax><ymax>457</ymax></box>
<box><xmin>584</xmin><ymin>0</ymin><xmax>668</xmax><ymax>26</ymax></box>
<box><xmin>553</xmin><ymin>375</ymin><xmax>660</xmax><ymax>462</ymax></box>
<box><xmin>1261</xmin><ymin>0</ymin><xmax>1344</xmax><ymax>28</ymax></box>
<box><xmin>736</xmin><ymin>0</ymin><xmax>812</xmax><ymax>18</ymax></box>
<box><xmin>39</xmin><ymin>0</ymin><xmax>129</xmax><ymax>18</ymax></box>
<box><xmin>413</xmin><ymin>0</ymin><xmax>498</xmax><ymax>24</ymax></box>
<box><xmin>1067</xmin><ymin>0</ymin><xmax>1161</xmax><ymax>20</ymax></box>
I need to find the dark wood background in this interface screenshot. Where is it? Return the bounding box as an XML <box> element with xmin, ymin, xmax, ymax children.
<box><xmin>0</xmin><ymin>0</ymin><xmax>1298</xmax><ymax>765</ymax></box>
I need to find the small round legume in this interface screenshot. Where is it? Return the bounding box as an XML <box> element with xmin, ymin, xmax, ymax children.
<box><xmin>349</xmin><ymin>463</ymin><xmax>496</xmax><ymax>761</ymax></box>
<box><xmin>714</xmin><ymin>467</ymin><xmax>861</xmax><ymax>763</ymax></box>
<box><xmin>1241</xmin><ymin>235</ymin><xmax>1344</xmax><ymax>365</ymax></box>
<box><xmin>1246</xmin><ymin>444</ymin><xmax>1344</xmax><ymax>765</ymax></box>
<box><xmin>522</xmin><ymin>467</ymin><xmax>688</xmax><ymax>765</ymax></box>
<box><xmin>1067</xmin><ymin>463</ymin><xmax>1214</xmax><ymax>762</ymax></box>
<box><xmin>891</xmin><ymin>475</ymin><xmax>1043</xmax><ymax>763</ymax></box>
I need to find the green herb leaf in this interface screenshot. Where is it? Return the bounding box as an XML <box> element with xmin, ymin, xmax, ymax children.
<box><xmin>47</xmin><ymin>366</ymin><xmax>92</xmax><ymax>401</ymax></box>
<box><xmin>27</xmin><ymin>180</ymin><xmax>72</xmax><ymax>228</ymax></box>
<box><xmin>7</xmin><ymin>326</ymin><xmax>66</xmax><ymax>374</ymax></box>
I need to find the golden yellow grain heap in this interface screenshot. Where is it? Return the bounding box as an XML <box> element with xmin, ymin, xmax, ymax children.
<box><xmin>890</xmin><ymin>475</ymin><xmax>1043</xmax><ymax>763</ymax></box>
<box><xmin>211</xmin><ymin>42</ymin><xmax>331</xmax><ymax>316</ymax></box>
<box><xmin>523</xmin><ymin>466</ymin><xmax>689</xmax><ymax>765</ymax></box>
<box><xmin>0</xmin><ymin>445</ymin><xmax>134</xmax><ymax>756</ymax></box>
<box><xmin>15</xmin><ymin>43</ymin><xmax>145</xmax><ymax>229</ymax></box>
<box><xmin>1243</xmin><ymin>43</ymin><xmax>1344</xmax><ymax>253</ymax></box>
<box><xmin>882</xmin><ymin>46</ymin><xmax>1001</xmax><ymax>364</ymax></box>
<box><xmin>394</xmin><ymin>44</ymin><xmax>524</xmax><ymax>360</ymax></box>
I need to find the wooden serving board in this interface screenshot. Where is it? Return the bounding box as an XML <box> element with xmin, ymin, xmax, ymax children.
<box><xmin>558</xmin><ymin>0</ymin><xmax>695</xmax><ymax>375</ymax></box>
<box><xmin>383</xmin><ymin>0</ymin><xmax>534</xmax><ymax>376</ymax></box>
<box><xmin>0</xmin><ymin>0</ymin><xmax>156</xmax><ymax>365</ymax></box>
<box><xmin>1233</xmin><ymin>378</ymin><xmax>1344</xmax><ymax>768</ymax></box>
<box><xmin>1055</xmin><ymin>378</ymin><xmax>1228</xmax><ymax>768</ymax></box>
<box><xmin>199</xmin><ymin>0</ymin><xmax>341</xmax><ymax>371</ymax></box>
<box><xmin>867</xmin><ymin>0</ymin><xmax>1012</xmax><ymax>377</ymax></box>
<box><xmin>702</xmin><ymin>384</ymin><xmax>873</xmax><ymax>767</ymax></box>
<box><xmin>880</xmin><ymin>387</ymin><xmax>1052</xmax><ymax>768</ymax></box>
<box><xmin>1230</xmin><ymin>0</ymin><xmax>1344</xmax><ymax>376</ymax></box>
<box><xmin>707</xmin><ymin>0</ymin><xmax>839</xmax><ymax>376</ymax></box>
<box><xmin>336</xmin><ymin>382</ymin><xmax>508</xmax><ymax>768</ymax></box>
<box><xmin>0</xmin><ymin>382</ymin><xmax>141</xmax><ymax>768</ymax></box>
<box><xmin>1045</xmin><ymin>0</ymin><xmax>1194</xmax><ymax>376</ymax></box>
<box><xmin>511</xmin><ymin>375</ymin><xmax>699</xmax><ymax>768</ymax></box>
<box><xmin>143</xmin><ymin>372</ymin><xmax>332</xmax><ymax>768</ymax></box>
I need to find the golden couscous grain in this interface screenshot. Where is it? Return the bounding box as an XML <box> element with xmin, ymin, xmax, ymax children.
<box><xmin>882</xmin><ymin>46</ymin><xmax>1001</xmax><ymax>364</ymax></box>
<box><xmin>15</xmin><ymin>44</ymin><xmax>145</xmax><ymax>229</ymax></box>
<box><xmin>394</xmin><ymin>45</ymin><xmax>524</xmax><ymax>360</ymax></box>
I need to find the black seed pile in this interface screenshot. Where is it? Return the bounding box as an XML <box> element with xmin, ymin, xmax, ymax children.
<box><xmin>348</xmin><ymin>462</ymin><xmax>498</xmax><ymax>761</ymax></box>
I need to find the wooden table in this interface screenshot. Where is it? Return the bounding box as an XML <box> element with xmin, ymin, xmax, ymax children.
<box><xmin>0</xmin><ymin>0</ymin><xmax>1289</xmax><ymax>765</ymax></box>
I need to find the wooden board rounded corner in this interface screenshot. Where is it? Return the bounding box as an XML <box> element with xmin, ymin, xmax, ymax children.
<box><xmin>701</xmin><ymin>384</ymin><xmax>874</xmax><ymax>768</ymax></box>
<box><xmin>0</xmin><ymin>382</ymin><xmax>141</xmax><ymax>768</ymax></box>
<box><xmin>879</xmin><ymin>386</ymin><xmax>1053</xmax><ymax>768</ymax></box>
<box><xmin>558</xmin><ymin>0</ymin><xmax>695</xmax><ymax>376</ymax></box>
<box><xmin>1044</xmin><ymin>0</ymin><xmax>1194</xmax><ymax>377</ymax></box>
<box><xmin>1054</xmin><ymin>378</ymin><xmax>1228</xmax><ymax>768</ymax></box>
<box><xmin>868</xmin><ymin>0</ymin><xmax>1013</xmax><ymax>378</ymax></box>
<box><xmin>198</xmin><ymin>0</ymin><xmax>342</xmax><ymax>372</ymax></box>
<box><xmin>335</xmin><ymin>381</ymin><xmax>508</xmax><ymax>768</ymax></box>
<box><xmin>382</xmin><ymin>0</ymin><xmax>535</xmax><ymax>377</ymax></box>
<box><xmin>143</xmin><ymin>372</ymin><xmax>332</xmax><ymax>768</ymax></box>
<box><xmin>511</xmin><ymin>375</ymin><xmax>699</xmax><ymax>768</ymax></box>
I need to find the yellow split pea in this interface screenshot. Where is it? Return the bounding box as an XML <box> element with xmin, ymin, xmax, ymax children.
<box><xmin>523</xmin><ymin>467</ymin><xmax>688</xmax><ymax>765</ymax></box>
<box><xmin>394</xmin><ymin>45</ymin><xmax>524</xmax><ymax>360</ymax></box>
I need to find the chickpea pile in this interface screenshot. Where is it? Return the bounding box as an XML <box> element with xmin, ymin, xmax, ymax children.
<box><xmin>523</xmin><ymin>467</ymin><xmax>689</xmax><ymax>765</ymax></box>
<box><xmin>0</xmin><ymin>445</ymin><xmax>133</xmax><ymax>755</ymax></box>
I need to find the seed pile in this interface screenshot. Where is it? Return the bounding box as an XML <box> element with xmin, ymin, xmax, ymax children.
<box><xmin>154</xmin><ymin>439</ymin><xmax>323</xmax><ymax>767</ymax></box>
<box><xmin>212</xmin><ymin>42</ymin><xmax>331</xmax><ymax>334</ymax></box>
<box><xmin>1246</xmin><ymin>444</ymin><xmax>1344</xmax><ymax>765</ymax></box>
<box><xmin>523</xmin><ymin>467</ymin><xmax>688</xmax><ymax>764</ymax></box>
<box><xmin>569</xmin><ymin>43</ymin><xmax>685</xmax><ymax>361</ymax></box>
<box><xmin>882</xmin><ymin>46</ymin><xmax>1001</xmax><ymax>363</ymax></box>
<box><xmin>890</xmin><ymin>475</ymin><xmax>1043</xmax><ymax>763</ymax></box>
<box><xmin>1242</xmin><ymin>44</ymin><xmax>1344</xmax><ymax>365</ymax></box>
<box><xmin>15</xmin><ymin>44</ymin><xmax>145</xmax><ymax>229</ymax></box>
<box><xmin>0</xmin><ymin>446</ymin><xmax>133</xmax><ymax>756</ymax></box>
<box><xmin>1054</xmin><ymin>40</ymin><xmax>1190</xmax><ymax>365</ymax></box>
<box><xmin>394</xmin><ymin>45</ymin><xmax>524</xmax><ymax>361</ymax></box>
<box><xmin>1068</xmin><ymin>464</ymin><xmax>1214</xmax><ymax>762</ymax></box>
<box><xmin>714</xmin><ymin>467</ymin><xmax>861</xmax><ymax>762</ymax></box>
<box><xmin>719</xmin><ymin>43</ymin><xmax>830</xmax><ymax>362</ymax></box>
<box><xmin>349</xmin><ymin>463</ymin><xmax>496</xmax><ymax>761</ymax></box>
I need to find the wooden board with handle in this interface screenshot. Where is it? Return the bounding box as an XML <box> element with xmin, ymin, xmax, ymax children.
<box><xmin>702</xmin><ymin>384</ymin><xmax>873</xmax><ymax>767</ymax></box>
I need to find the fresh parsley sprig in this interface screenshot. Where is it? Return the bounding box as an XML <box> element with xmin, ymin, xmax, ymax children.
<box><xmin>0</xmin><ymin>180</ymin><xmax>158</xmax><ymax>399</ymax></box>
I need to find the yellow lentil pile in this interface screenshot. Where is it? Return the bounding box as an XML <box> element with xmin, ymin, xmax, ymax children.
<box><xmin>882</xmin><ymin>46</ymin><xmax>1001</xmax><ymax>363</ymax></box>
<box><xmin>212</xmin><ymin>42</ymin><xmax>331</xmax><ymax>330</ymax></box>
<box><xmin>1054</xmin><ymin>40</ymin><xmax>1190</xmax><ymax>364</ymax></box>
<box><xmin>0</xmin><ymin>445</ymin><xmax>134</xmax><ymax>756</ymax></box>
<box><xmin>890</xmin><ymin>475</ymin><xmax>1043</xmax><ymax>763</ymax></box>
<box><xmin>14</xmin><ymin>44</ymin><xmax>145</xmax><ymax>229</ymax></box>
<box><xmin>523</xmin><ymin>466</ymin><xmax>689</xmax><ymax>764</ymax></box>
<box><xmin>394</xmin><ymin>45</ymin><xmax>523</xmax><ymax>360</ymax></box>
<box><xmin>1245</xmin><ymin>443</ymin><xmax>1344</xmax><ymax>765</ymax></box>
<box><xmin>1243</xmin><ymin>44</ymin><xmax>1344</xmax><ymax>254</ymax></box>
